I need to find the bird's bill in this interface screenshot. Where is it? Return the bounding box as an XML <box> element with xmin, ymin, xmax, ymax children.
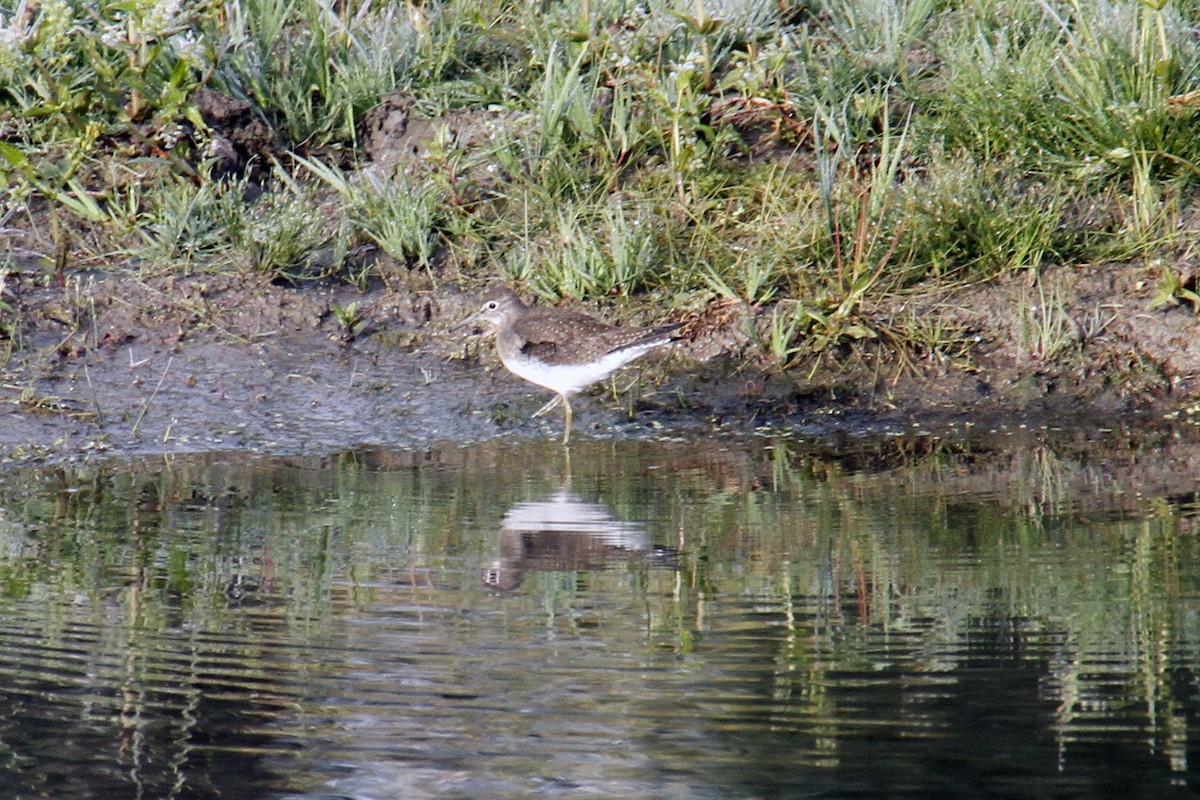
<box><xmin>450</xmin><ymin>308</ymin><xmax>484</xmax><ymax>333</ymax></box>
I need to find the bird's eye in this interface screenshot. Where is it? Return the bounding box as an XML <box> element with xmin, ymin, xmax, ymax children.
<box><xmin>485</xmin><ymin>301</ymin><xmax>499</xmax><ymax>310</ymax></box>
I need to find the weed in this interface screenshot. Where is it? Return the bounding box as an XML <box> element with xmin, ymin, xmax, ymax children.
<box><xmin>350</xmin><ymin>172</ymin><xmax>443</xmax><ymax>272</ymax></box>
<box><xmin>900</xmin><ymin>155</ymin><xmax>1080</xmax><ymax>279</ymax></box>
<box><xmin>299</xmin><ymin>156</ymin><xmax>445</xmax><ymax>275</ymax></box>
<box><xmin>1148</xmin><ymin>258</ymin><xmax>1200</xmax><ymax>312</ymax></box>
<box><xmin>503</xmin><ymin>198</ymin><xmax>663</xmax><ymax>301</ymax></box>
<box><xmin>0</xmin><ymin>142</ymin><xmax>107</xmax><ymax>224</ymax></box>
<box><xmin>764</xmin><ymin>300</ymin><xmax>805</xmax><ymax>370</ymax></box>
<box><xmin>1017</xmin><ymin>280</ymin><xmax>1079</xmax><ymax>363</ymax></box>
<box><xmin>332</xmin><ymin>301</ymin><xmax>369</xmax><ymax>341</ymax></box>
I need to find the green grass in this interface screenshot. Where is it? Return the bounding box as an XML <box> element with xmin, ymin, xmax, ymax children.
<box><xmin>3</xmin><ymin>0</ymin><xmax>1200</xmax><ymax>366</ymax></box>
<box><xmin>135</xmin><ymin>165</ymin><xmax>341</xmax><ymax>278</ymax></box>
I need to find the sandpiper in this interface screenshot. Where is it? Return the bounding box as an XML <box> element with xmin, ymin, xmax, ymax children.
<box><xmin>455</xmin><ymin>287</ymin><xmax>683</xmax><ymax>444</ymax></box>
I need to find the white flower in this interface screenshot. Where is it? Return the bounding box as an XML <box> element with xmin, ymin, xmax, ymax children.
<box><xmin>100</xmin><ymin>22</ymin><xmax>127</xmax><ymax>49</ymax></box>
<box><xmin>155</xmin><ymin>123</ymin><xmax>186</xmax><ymax>148</ymax></box>
<box><xmin>143</xmin><ymin>0</ymin><xmax>184</xmax><ymax>37</ymax></box>
<box><xmin>170</xmin><ymin>30</ymin><xmax>206</xmax><ymax>68</ymax></box>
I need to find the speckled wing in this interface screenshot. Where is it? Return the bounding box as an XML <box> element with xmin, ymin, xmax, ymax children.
<box><xmin>510</xmin><ymin>309</ymin><xmax>623</xmax><ymax>366</ymax></box>
<box><xmin>604</xmin><ymin>322</ymin><xmax>684</xmax><ymax>357</ymax></box>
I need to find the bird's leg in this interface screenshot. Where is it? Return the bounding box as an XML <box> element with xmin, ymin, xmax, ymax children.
<box><xmin>562</xmin><ymin>395</ymin><xmax>572</xmax><ymax>445</ymax></box>
<box><xmin>532</xmin><ymin>395</ymin><xmax>562</xmax><ymax>419</ymax></box>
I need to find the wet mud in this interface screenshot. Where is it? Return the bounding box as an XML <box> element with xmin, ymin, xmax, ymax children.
<box><xmin>1</xmin><ymin>257</ymin><xmax>1199</xmax><ymax>467</ymax></box>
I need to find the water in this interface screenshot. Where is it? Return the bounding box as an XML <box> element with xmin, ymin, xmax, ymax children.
<box><xmin>1</xmin><ymin>435</ymin><xmax>1199</xmax><ymax>798</ymax></box>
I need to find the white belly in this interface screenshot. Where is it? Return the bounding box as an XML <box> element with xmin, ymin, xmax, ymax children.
<box><xmin>500</xmin><ymin>343</ymin><xmax>661</xmax><ymax>396</ymax></box>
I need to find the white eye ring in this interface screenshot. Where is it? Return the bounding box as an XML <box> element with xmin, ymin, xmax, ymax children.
<box><xmin>485</xmin><ymin>301</ymin><xmax>499</xmax><ymax>310</ymax></box>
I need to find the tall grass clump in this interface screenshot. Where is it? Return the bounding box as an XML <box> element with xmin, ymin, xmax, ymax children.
<box><xmin>821</xmin><ymin>0</ymin><xmax>940</xmax><ymax>77</ymax></box>
<box><xmin>138</xmin><ymin>168</ymin><xmax>337</xmax><ymax>278</ymax></box>
<box><xmin>1042</xmin><ymin>0</ymin><xmax>1200</xmax><ymax>173</ymax></box>
<box><xmin>1042</xmin><ymin>0</ymin><xmax>1200</xmax><ymax>250</ymax></box>
<box><xmin>214</xmin><ymin>0</ymin><xmax>426</xmax><ymax>147</ymax></box>
<box><xmin>899</xmin><ymin>155</ymin><xmax>1094</xmax><ymax>279</ymax></box>
<box><xmin>769</xmin><ymin>0</ymin><xmax>940</xmax><ymax>157</ymax></box>
<box><xmin>791</xmin><ymin>109</ymin><xmax>911</xmax><ymax>344</ymax></box>
<box><xmin>930</xmin><ymin>0</ymin><xmax>1200</xmax><ymax>184</ymax></box>
<box><xmin>924</xmin><ymin>3</ymin><xmax>1062</xmax><ymax>162</ymax></box>
<box><xmin>300</xmin><ymin>156</ymin><xmax>446</xmax><ymax>272</ymax></box>
<box><xmin>501</xmin><ymin>198</ymin><xmax>665</xmax><ymax>301</ymax></box>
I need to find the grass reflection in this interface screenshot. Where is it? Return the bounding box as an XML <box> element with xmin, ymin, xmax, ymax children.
<box><xmin>0</xmin><ymin>435</ymin><xmax>1197</xmax><ymax>795</ymax></box>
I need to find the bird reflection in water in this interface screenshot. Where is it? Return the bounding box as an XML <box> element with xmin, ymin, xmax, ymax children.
<box><xmin>484</xmin><ymin>490</ymin><xmax>676</xmax><ymax>592</ymax></box>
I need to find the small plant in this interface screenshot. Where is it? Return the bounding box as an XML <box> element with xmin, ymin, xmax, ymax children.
<box><xmin>699</xmin><ymin>252</ymin><xmax>782</xmax><ymax>306</ymax></box>
<box><xmin>331</xmin><ymin>301</ymin><xmax>369</xmax><ymax>341</ymax></box>
<box><xmin>1017</xmin><ymin>279</ymin><xmax>1078</xmax><ymax>363</ymax></box>
<box><xmin>137</xmin><ymin>172</ymin><xmax>249</xmax><ymax>270</ymax></box>
<box><xmin>824</xmin><ymin>0</ymin><xmax>938</xmax><ymax>76</ymax></box>
<box><xmin>1149</xmin><ymin>261</ymin><xmax>1200</xmax><ymax>312</ymax></box>
<box><xmin>136</xmin><ymin>165</ymin><xmax>334</xmax><ymax>278</ymax></box>
<box><xmin>891</xmin><ymin>308</ymin><xmax>974</xmax><ymax>364</ymax></box>
<box><xmin>505</xmin><ymin>198</ymin><xmax>662</xmax><ymax>301</ymax></box>
<box><xmin>765</xmin><ymin>300</ymin><xmax>805</xmax><ymax>370</ymax></box>
<box><xmin>0</xmin><ymin>143</ymin><xmax>108</xmax><ymax>224</ymax></box>
<box><xmin>299</xmin><ymin>156</ymin><xmax>445</xmax><ymax>273</ymax></box>
<box><xmin>901</xmin><ymin>155</ymin><xmax>1081</xmax><ymax>280</ymax></box>
<box><xmin>240</xmin><ymin>181</ymin><xmax>330</xmax><ymax>278</ymax></box>
<box><xmin>1117</xmin><ymin>147</ymin><xmax>1188</xmax><ymax>254</ymax></box>
<box><xmin>597</xmin><ymin>200</ymin><xmax>662</xmax><ymax>292</ymax></box>
<box><xmin>800</xmin><ymin>107</ymin><xmax>908</xmax><ymax>350</ymax></box>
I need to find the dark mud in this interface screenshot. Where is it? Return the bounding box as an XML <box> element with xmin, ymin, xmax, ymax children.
<box><xmin>1</xmin><ymin>254</ymin><xmax>1199</xmax><ymax>467</ymax></box>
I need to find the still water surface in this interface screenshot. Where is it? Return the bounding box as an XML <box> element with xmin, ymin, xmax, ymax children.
<box><xmin>1</xmin><ymin>435</ymin><xmax>1199</xmax><ymax>798</ymax></box>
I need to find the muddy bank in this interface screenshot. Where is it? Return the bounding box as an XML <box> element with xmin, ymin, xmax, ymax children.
<box><xmin>1</xmin><ymin>259</ymin><xmax>1199</xmax><ymax>466</ymax></box>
